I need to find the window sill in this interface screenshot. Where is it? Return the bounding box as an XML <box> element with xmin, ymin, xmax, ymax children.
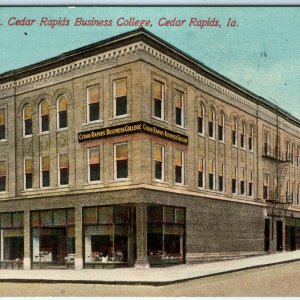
<box><xmin>110</xmin><ymin>114</ymin><xmax>129</xmax><ymax>120</ymax></box>
<box><xmin>39</xmin><ymin>131</ymin><xmax>49</xmax><ymax>136</ymax></box>
<box><xmin>208</xmin><ymin>137</ymin><xmax>215</xmax><ymax>141</ymax></box>
<box><xmin>151</xmin><ymin>117</ymin><xmax>168</xmax><ymax>125</ymax></box>
<box><xmin>0</xmin><ymin>139</ymin><xmax>8</xmax><ymax>143</ymax></box>
<box><xmin>56</xmin><ymin>128</ymin><xmax>68</xmax><ymax>133</ymax></box>
<box><xmin>83</xmin><ymin>181</ymin><xmax>103</xmax><ymax>186</ymax></box>
<box><xmin>175</xmin><ymin>124</ymin><xmax>186</xmax><ymax>130</ymax></box>
<box><xmin>218</xmin><ymin>140</ymin><xmax>225</xmax><ymax>144</ymax></box>
<box><xmin>153</xmin><ymin>179</ymin><xmax>167</xmax><ymax>184</ymax></box>
<box><xmin>197</xmin><ymin>133</ymin><xmax>205</xmax><ymax>138</ymax></box>
<box><xmin>23</xmin><ymin>135</ymin><xmax>32</xmax><ymax>139</ymax></box>
<box><xmin>113</xmin><ymin>178</ymin><xmax>129</xmax><ymax>182</ymax></box>
<box><xmin>83</xmin><ymin>120</ymin><xmax>104</xmax><ymax>127</ymax></box>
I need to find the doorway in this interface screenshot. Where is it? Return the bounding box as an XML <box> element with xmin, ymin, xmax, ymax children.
<box><xmin>276</xmin><ymin>220</ymin><xmax>283</xmax><ymax>251</ymax></box>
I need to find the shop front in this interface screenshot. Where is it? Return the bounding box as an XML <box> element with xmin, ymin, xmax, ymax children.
<box><xmin>83</xmin><ymin>205</ymin><xmax>136</xmax><ymax>268</ymax></box>
<box><xmin>0</xmin><ymin>212</ymin><xmax>24</xmax><ymax>269</ymax></box>
<box><xmin>285</xmin><ymin>217</ymin><xmax>300</xmax><ymax>251</ymax></box>
<box><xmin>31</xmin><ymin>208</ymin><xmax>75</xmax><ymax>269</ymax></box>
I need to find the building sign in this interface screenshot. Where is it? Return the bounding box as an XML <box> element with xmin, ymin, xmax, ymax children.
<box><xmin>78</xmin><ymin>121</ymin><xmax>188</xmax><ymax>145</ymax></box>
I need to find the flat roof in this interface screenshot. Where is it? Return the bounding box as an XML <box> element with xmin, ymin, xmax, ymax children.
<box><xmin>0</xmin><ymin>27</ymin><xmax>298</xmax><ymax>127</ymax></box>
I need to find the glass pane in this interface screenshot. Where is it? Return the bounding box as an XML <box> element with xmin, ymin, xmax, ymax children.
<box><xmin>147</xmin><ymin>206</ymin><xmax>162</xmax><ymax>224</ymax></box>
<box><xmin>41</xmin><ymin>101</ymin><xmax>49</xmax><ymax>115</ymax></box>
<box><xmin>175</xmin><ymin>208</ymin><xmax>185</xmax><ymax>224</ymax></box>
<box><xmin>175</xmin><ymin>150</ymin><xmax>182</xmax><ymax>166</ymax></box>
<box><xmin>89</xmin><ymin>148</ymin><xmax>100</xmax><ymax>164</ymax></box>
<box><xmin>174</xmin><ymin>90</ymin><xmax>183</xmax><ymax>108</ymax></box>
<box><xmin>60</xmin><ymin>169</ymin><xmax>69</xmax><ymax>185</ymax></box>
<box><xmin>199</xmin><ymin>158</ymin><xmax>204</xmax><ymax>171</ymax></box>
<box><xmin>53</xmin><ymin>209</ymin><xmax>66</xmax><ymax>226</ymax></box>
<box><xmin>116</xmin><ymin>144</ymin><xmax>128</xmax><ymax>160</ymax></box>
<box><xmin>154</xmin><ymin>81</ymin><xmax>163</xmax><ymax>100</ymax></box>
<box><xmin>42</xmin><ymin>171</ymin><xmax>50</xmax><ymax>187</ymax></box>
<box><xmin>98</xmin><ymin>206</ymin><xmax>113</xmax><ymax>224</ymax></box>
<box><xmin>154</xmin><ymin>144</ymin><xmax>163</xmax><ymax>162</ymax></box>
<box><xmin>25</xmin><ymin>173</ymin><xmax>33</xmax><ymax>189</ymax></box>
<box><xmin>0</xmin><ymin>176</ymin><xmax>6</xmax><ymax>191</ymax></box>
<box><xmin>89</xmin><ymin>102</ymin><xmax>100</xmax><ymax>121</ymax></box>
<box><xmin>31</xmin><ymin>211</ymin><xmax>40</xmax><ymax>227</ymax></box>
<box><xmin>114</xmin><ymin>79</ymin><xmax>127</xmax><ymax>98</ymax></box>
<box><xmin>114</xmin><ymin>207</ymin><xmax>128</xmax><ymax>224</ymax></box>
<box><xmin>163</xmin><ymin>206</ymin><xmax>174</xmax><ymax>223</ymax></box>
<box><xmin>1</xmin><ymin>213</ymin><xmax>12</xmax><ymax>227</ymax></box>
<box><xmin>154</xmin><ymin>99</ymin><xmax>162</xmax><ymax>118</ymax></box>
<box><xmin>88</xmin><ymin>85</ymin><xmax>100</xmax><ymax>104</ymax></box>
<box><xmin>155</xmin><ymin>161</ymin><xmax>162</xmax><ymax>180</ymax></box>
<box><xmin>90</xmin><ymin>164</ymin><xmax>100</xmax><ymax>181</ymax></box>
<box><xmin>13</xmin><ymin>212</ymin><xmax>23</xmax><ymax>227</ymax></box>
<box><xmin>58</xmin><ymin>96</ymin><xmax>67</xmax><ymax>111</ymax></box>
<box><xmin>0</xmin><ymin>110</ymin><xmax>4</xmax><ymax>125</ymax></box>
<box><xmin>67</xmin><ymin>226</ymin><xmax>75</xmax><ymax>238</ymax></box>
<box><xmin>0</xmin><ymin>162</ymin><xmax>5</xmax><ymax>176</ymax></box>
<box><xmin>116</xmin><ymin>96</ymin><xmax>127</xmax><ymax>116</ymax></box>
<box><xmin>59</xmin><ymin>154</ymin><xmax>69</xmax><ymax>169</ymax></box>
<box><xmin>25</xmin><ymin>119</ymin><xmax>32</xmax><ymax>135</ymax></box>
<box><xmin>42</xmin><ymin>156</ymin><xmax>50</xmax><ymax>171</ymax></box>
<box><xmin>41</xmin><ymin>115</ymin><xmax>49</xmax><ymax>132</ymax></box>
<box><xmin>117</xmin><ymin>160</ymin><xmax>128</xmax><ymax>179</ymax></box>
<box><xmin>59</xmin><ymin>111</ymin><xmax>68</xmax><ymax>128</ymax></box>
<box><xmin>83</xmin><ymin>207</ymin><xmax>97</xmax><ymax>224</ymax></box>
<box><xmin>25</xmin><ymin>159</ymin><xmax>33</xmax><ymax>173</ymax></box>
<box><xmin>40</xmin><ymin>210</ymin><xmax>53</xmax><ymax>226</ymax></box>
<box><xmin>24</xmin><ymin>104</ymin><xmax>32</xmax><ymax>119</ymax></box>
<box><xmin>67</xmin><ymin>209</ymin><xmax>75</xmax><ymax>225</ymax></box>
<box><xmin>176</xmin><ymin>107</ymin><xmax>182</xmax><ymax>126</ymax></box>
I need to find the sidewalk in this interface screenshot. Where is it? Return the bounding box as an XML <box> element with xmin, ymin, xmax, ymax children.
<box><xmin>1</xmin><ymin>251</ymin><xmax>300</xmax><ymax>286</ymax></box>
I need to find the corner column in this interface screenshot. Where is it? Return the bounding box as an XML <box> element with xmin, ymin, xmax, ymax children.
<box><xmin>23</xmin><ymin>210</ymin><xmax>31</xmax><ymax>270</ymax></box>
<box><xmin>134</xmin><ymin>203</ymin><xmax>150</xmax><ymax>269</ymax></box>
<box><xmin>75</xmin><ymin>206</ymin><xmax>83</xmax><ymax>269</ymax></box>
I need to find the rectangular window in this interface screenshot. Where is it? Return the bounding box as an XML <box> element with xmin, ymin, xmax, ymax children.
<box><xmin>241</xmin><ymin>134</ymin><xmax>245</xmax><ymax>148</ymax></box>
<box><xmin>0</xmin><ymin>162</ymin><xmax>6</xmax><ymax>191</ymax></box>
<box><xmin>232</xmin><ymin>167</ymin><xmax>237</xmax><ymax>194</ymax></box>
<box><xmin>198</xmin><ymin>158</ymin><xmax>204</xmax><ymax>188</ymax></box>
<box><xmin>24</xmin><ymin>158</ymin><xmax>33</xmax><ymax>189</ymax></box>
<box><xmin>40</xmin><ymin>101</ymin><xmax>49</xmax><ymax>133</ymax></box>
<box><xmin>175</xmin><ymin>149</ymin><xmax>184</xmax><ymax>184</ymax></box>
<box><xmin>249</xmin><ymin>171</ymin><xmax>253</xmax><ymax>197</ymax></box>
<box><xmin>58</xmin><ymin>96</ymin><xmax>68</xmax><ymax>129</ymax></box>
<box><xmin>240</xmin><ymin>169</ymin><xmax>245</xmax><ymax>195</ymax></box>
<box><xmin>232</xmin><ymin>130</ymin><xmax>237</xmax><ymax>146</ymax></box>
<box><xmin>249</xmin><ymin>137</ymin><xmax>253</xmax><ymax>151</ymax></box>
<box><xmin>41</xmin><ymin>156</ymin><xmax>50</xmax><ymax>188</ymax></box>
<box><xmin>263</xmin><ymin>174</ymin><xmax>269</xmax><ymax>200</ymax></box>
<box><xmin>209</xmin><ymin>121</ymin><xmax>214</xmax><ymax>138</ymax></box>
<box><xmin>198</xmin><ymin>117</ymin><xmax>204</xmax><ymax>135</ymax></box>
<box><xmin>59</xmin><ymin>154</ymin><xmax>69</xmax><ymax>186</ymax></box>
<box><xmin>154</xmin><ymin>144</ymin><xmax>164</xmax><ymax>181</ymax></box>
<box><xmin>0</xmin><ymin>110</ymin><xmax>5</xmax><ymax>140</ymax></box>
<box><xmin>87</xmin><ymin>85</ymin><xmax>100</xmax><ymax>122</ymax></box>
<box><xmin>24</xmin><ymin>105</ymin><xmax>32</xmax><ymax>136</ymax></box>
<box><xmin>115</xmin><ymin>143</ymin><xmax>128</xmax><ymax>180</ymax></box>
<box><xmin>154</xmin><ymin>81</ymin><xmax>164</xmax><ymax>119</ymax></box>
<box><xmin>174</xmin><ymin>90</ymin><xmax>184</xmax><ymax>127</ymax></box>
<box><xmin>88</xmin><ymin>148</ymin><xmax>100</xmax><ymax>182</ymax></box>
<box><xmin>208</xmin><ymin>160</ymin><xmax>215</xmax><ymax>190</ymax></box>
<box><xmin>218</xmin><ymin>125</ymin><xmax>223</xmax><ymax>142</ymax></box>
<box><xmin>219</xmin><ymin>164</ymin><xmax>224</xmax><ymax>192</ymax></box>
<box><xmin>114</xmin><ymin>79</ymin><xmax>127</xmax><ymax>117</ymax></box>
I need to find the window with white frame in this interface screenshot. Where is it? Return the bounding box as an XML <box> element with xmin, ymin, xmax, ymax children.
<box><xmin>198</xmin><ymin>158</ymin><xmax>204</xmax><ymax>188</ymax></box>
<box><xmin>0</xmin><ymin>162</ymin><xmax>6</xmax><ymax>191</ymax></box>
<box><xmin>88</xmin><ymin>148</ymin><xmax>100</xmax><ymax>182</ymax></box>
<box><xmin>232</xmin><ymin>118</ymin><xmax>237</xmax><ymax>146</ymax></box>
<box><xmin>208</xmin><ymin>108</ymin><xmax>215</xmax><ymax>139</ymax></box>
<box><xmin>208</xmin><ymin>160</ymin><xmax>215</xmax><ymax>190</ymax></box>
<box><xmin>23</xmin><ymin>104</ymin><xmax>32</xmax><ymax>137</ymax></box>
<box><xmin>175</xmin><ymin>149</ymin><xmax>184</xmax><ymax>184</ymax></box>
<box><xmin>87</xmin><ymin>85</ymin><xmax>100</xmax><ymax>122</ymax></box>
<box><xmin>198</xmin><ymin>103</ymin><xmax>205</xmax><ymax>135</ymax></box>
<box><xmin>39</xmin><ymin>100</ymin><xmax>49</xmax><ymax>133</ymax></box>
<box><xmin>174</xmin><ymin>90</ymin><xmax>184</xmax><ymax>127</ymax></box>
<box><xmin>0</xmin><ymin>110</ymin><xmax>5</xmax><ymax>140</ymax></box>
<box><xmin>264</xmin><ymin>131</ymin><xmax>270</xmax><ymax>155</ymax></box>
<box><xmin>154</xmin><ymin>144</ymin><xmax>164</xmax><ymax>181</ymax></box>
<box><xmin>240</xmin><ymin>169</ymin><xmax>246</xmax><ymax>195</ymax></box>
<box><xmin>241</xmin><ymin>122</ymin><xmax>246</xmax><ymax>149</ymax></box>
<box><xmin>218</xmin><ymin>113</ymin><xmax>224</xmax><ymax>142</ymax></box>
<box><xmin>24</xmin><ymin>158</ymin><xmax>33</xmax><ymax>189</ymax></box>
<box><xmin>249</xmin><ymin>126</ymin><xmax>254</xmax><ymax>151</ymax></box>
<box><xmin>114</xmin><ymin>79</ymin><xmax>127</xmax><ymax>117</ymax></box>
<box><xmin>263</xmin><ymin>174</ymin><xmax>269</xmax><ymax>200</ymax></box>
<box><xmin>114</xmin><ymin>143</ymin><xmax>128</xmax><ymax>180</ymax></box>
<box><xmin>58</xmin><ymin>153</ymin><xmax>69</xmax><ymax>186</ymax></box>
<box><xmin>57</xmin><ymin>95</ymin><xmax>68</xmax><ymax>129</ymax></box>
<box><xmin>40</xmin><ymin>156</ymin><xmax>50</xmax><ymax>188</ymax></box>
<box><xmin>219</xmin><ymin>163</ymin><xmax>225</xmax><ymax>192</ymax></box>
<box><xmin>153</xmin><ymin>80</ymin><xmax>164</xmax><ymax>119</ymax></box>
<box><xmin>232</xmin><ymin>166</ymin><xmax>237</xmax><ymax>194</ymax></box>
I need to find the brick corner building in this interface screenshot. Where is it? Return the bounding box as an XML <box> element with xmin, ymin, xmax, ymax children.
<box><xmin>0</xmin><ymin>28</ymin><xmax>299</xmax><ymax>270</ymax></box>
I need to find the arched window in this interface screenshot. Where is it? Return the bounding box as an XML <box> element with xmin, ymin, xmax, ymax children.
<box><xmin>232</xmin><ymin>166</ymin><xmax>237</xmax><ymax>194</ymax></box>
<box><xmin>208</xmin><ymin>160</ymin><xmax>215</xmax><ymax>190</ymax></box>
<box><xmin>219</xmin><ymin>163</ymin><xmax>225</xmax><ymax>192</ymax></box>
<box><xmin>198</xmin><ymin>158</ymin><xmax>205</xmax><ymax>188</ymax></box>
<box><xmin>249</xmin><ymin>125</ymin><xmax>254</xmax><ymax>151</ymax></box>
<box><xmin>240</xmin><ymin>169</ymin><xmax>246</xmax><ymax>195</ymax></box>
<box><xmin>286</xmin><ymin>141</ymin><xmax>290</xmax><ymax>161</ymax></box>
<box><xmin>208</xmin><ymin>108</ymin><xmax>215</xmax><ymax>139</ymax></box>
<box><xmin>23</xmin><ymin>104</ymin><xmax>32</xmax><ymax>137</ymax></box>
<box><xmin>218</xmin><ymin>113</ymin><xmax>225</xmax><ymax>142</ymax></box>
<box><xmin>249</xmin><ymin>171</ymin><xmax>253</xmax><ymax>197</ymax></box>
<box><xmin>292</xmin><ymin>144</ymin><xmax>295</xmax><ymax>166</ymax></box>
<box><xmin>232</xmin><ymin>118</ymin><xmax>238</xmax><ymax>146</ymax></box>
<box><xmin>39</xmin><ymin>100</ymin><xmax>49</xmax><ymax>133</ymax></box>
<box><xmin>198</xmin><ymin>103</ymin><xmax>205</xmax><ymax>135</ymax></box>
<box><xmin>57</xmin><ymin>95</ymin><xmax>68</xmax><ymax>129</ymax></box>
<box><xmin>241</xmin><ymin>122</ymin><xmax>246</xmax><ymax>149</ymax></box>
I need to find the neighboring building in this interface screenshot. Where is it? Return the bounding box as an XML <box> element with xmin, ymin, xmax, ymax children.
<box><xmin>0</xmin><ymin>28</ymin><xmax>299</xmax><ymax>270</ymax></box>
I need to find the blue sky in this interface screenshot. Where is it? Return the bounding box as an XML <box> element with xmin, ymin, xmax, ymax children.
<box><xmin>0</xmin><ymin>7</ymin><xmax>299</xmax><ymax>117</ymax></box>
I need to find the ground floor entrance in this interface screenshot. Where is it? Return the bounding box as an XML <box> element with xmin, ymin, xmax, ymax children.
<box><xmin>285</xmin><ymin>217</ymin><xmax>300</xmax><ymax>251</ymax></box>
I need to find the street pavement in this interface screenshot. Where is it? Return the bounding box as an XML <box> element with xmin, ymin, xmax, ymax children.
<box><xmin>0</xmin><ymin>250</ymin><xmax>300</xmax><ymax>285</ymax></box>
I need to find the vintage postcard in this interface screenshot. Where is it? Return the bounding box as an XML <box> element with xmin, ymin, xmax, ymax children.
<box><xmin>0</xmin><ymin>5</ymin><xmax>299</xmax><ymax>297</ymax></box>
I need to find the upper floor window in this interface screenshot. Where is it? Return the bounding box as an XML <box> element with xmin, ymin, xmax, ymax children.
<box><xmin>263</xmin><ymin>174</ymin><xmax>269</xmax><ymax>200</ymax></box>
<box><xmin>198</xmin><ymin>158</ymin><xmax>204</xmax><ymax>188</ymax></box>
<box><xmin>87</xmin><ymin>85</ymin><xmax>100</xmax><ymax>122</ymax></box>
<box><xmin>0</xmin><ymin>110</ymin><xmax>5</xmax><ymax>140</ymax></box>
<box><xmin>264</xmin><ymin>131</ymin><xmax>270</xmax><ymax>155</ymax></box>
<box><xmin>232</xmin><ymin>166</ymin><xmax>237</xmax><ymax>194</ymax></box>
<box><xmin>297</xmin><ymin>146</ymin><xmax>300</xmax><ymax>167</ymax></box>
<box><xmin>219</xmin><ymin>163</ymin><xmax>225</xmax><ymax>192</ymax></box>
<box><xmin>249</xmin><ymin>126</ymin><xmax>254</xmax><ymax>151</ymax></box>
<box><xmin>286</xmin><ymin>141</ymin><xmax>290</xmax><ymax>161</ymax></box>
<box><xmin>114</xmin><ymin>143</ymin><xmax>128</xmax><ymax>180</ymax></box>
<box><xmin>175</xmin><ymin>149</ymin><xmax>184</xmax><ymax>184</ymax></box>
<box><xmin>292</xmin><ymin>144</ymin><xmax>296</xmax><ymax>166</ymax></box>
<box><xmin>154</xmin><ymin>144</ymin><xmax>164</xmax><ymax>181</ymax></box>
<box><xmin>114</xmin><ymin>78</ymin><xmax>127</xmax><ymax>117</ymax></box>
<box><xmin>0</xmin><ymin>162</ymin><xmax>6</xmax><ymax>192</ymax></box>
<box><xmin>249</xmin><ymin>171</ymin><xmax>253</xmax><ymax>197</ymax></box>
<box><xmin>297</xmin><ymin>183</ymin><xmax>300</xmax><ymax>205</ymax></box>
<box><xmin>57</xmin><ymin>95</ymin><xmax>68</xmax><ymax>129</ymax></box>
<box><xmin>58</xmin><ymin>153</ymin><xmax>69</xmax><ymax>186</ymax></box>
<box><xmin>174</xmin><ymin>90</ymin><xmax>184</xmax><ymax>127</ymax></box>
<box><xmin>153</xmin><ymin>80</ymin><xmax>164</xmax><ymax>120</ymax></box>
<box><xmin>40</xmin><ymin>156</ymin><xmax>50</xmax><ymax>188</ymax></box>
<box><xmin>241</xmin><ymin>122</ymin><xmax>246</xmax><ymax>149</ymax></box>
<box><xmin>286</xmin><ymin>180</ymin><xmax>290</xmax><ymax>202</ymax></box>
<box><xmin>24</xmin><ymin>158</ymin><xmax>33</xmax><ymax>190</ymax></box>
<box><xmin>39</xmin><ymin>100</ymin><xmax>49</xmax><ymax>133</ymax></box>
<box><xmin>232</xmin><ymin>118</ymin><xmax>237</xmax><ymax>146</ymax></box>
<box><xmin>198</xmin><ymin>103</ymin><xmax>205</xmax><ymax>135</ymax></box>
<box><xmin>218</xmin><ymin>113</ymin><xmax>224</xmax><ymax>142</ymax></box>
<box><xmin>208</xmin><ymin>160</ymin><xmax>215</xmax><ymax>190</ymax></box>
<box><xmin>240</xmin><ymin>169</ymin><xmax>246</xmax><ymax>195</ymax></box>
<box><xmin>88</xmin><ymin>148</ymin><xmax>100</xmax><ymax>182</ymax></box>
<box><xmin>23</xmin><ymin>104</ymin><xmax>32</xmax><ymax>137</ymax></box>
<box><xmin>208</xmin><ymin>108</ymin><xmax>215</xmax><ymax>139</ymax></box>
